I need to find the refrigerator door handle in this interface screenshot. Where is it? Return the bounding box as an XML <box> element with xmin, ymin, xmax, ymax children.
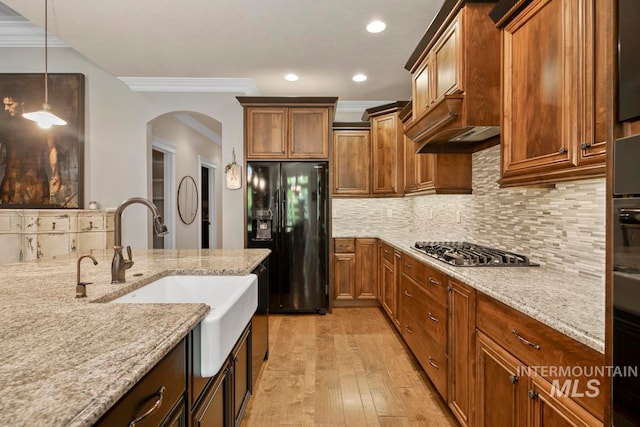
<box><xmin>274</xmin><ymin>189</ymin><xmax>280</xmax><ymax>251</ymax></box>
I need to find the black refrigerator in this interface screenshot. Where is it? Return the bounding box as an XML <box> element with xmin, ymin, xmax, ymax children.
<box><xmin>246</xmin><ymin>162</ymin><xmax>329</xmax><ymax>313</ymax></box>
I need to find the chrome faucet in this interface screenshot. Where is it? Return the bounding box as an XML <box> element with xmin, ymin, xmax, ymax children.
<box><xmin>76</xmin><ymin>254</ymin><xmax>98</xmax><ymax>298</ymax></box>
<box><xmin>111</xmin><ymin>197</ymin><xmax>168</xmax><ymax>284</ymax></box>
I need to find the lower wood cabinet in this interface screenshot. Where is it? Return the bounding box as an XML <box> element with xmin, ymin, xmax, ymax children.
<box><xmin>332</xmin><ymin>238</ymin><xmax>378</xmax><ymax>305</ymax></box>
<box><xmin>95</xmin><ymin>339</ymin><xmax>187</xmax><ymax>427</ymax></box>
<box><xmin>379</xmin><ymin>241</ymin><xmax>401</xmax><ymax>328</ymax></box>
<box><xmin>191</xmin><ymin>322</ymin><xmax>252</xmax><ymax>427</ymax></box>
<box><xmin>476</xmin><ymin>293</ymin><xmax>604</xmax><ymax>426</ymax></box>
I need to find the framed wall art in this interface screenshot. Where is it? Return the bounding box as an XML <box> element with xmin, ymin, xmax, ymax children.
<box><xmin>0</xmin><ymin>73</ymin><xmax>85</xmax><ymax>208</ymax></box>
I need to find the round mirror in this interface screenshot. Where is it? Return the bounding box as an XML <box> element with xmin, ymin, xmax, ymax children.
<box><xmin>177</xmin><ymin>175</ymin><xmax>198</xmax><ymax>225</ymax></box>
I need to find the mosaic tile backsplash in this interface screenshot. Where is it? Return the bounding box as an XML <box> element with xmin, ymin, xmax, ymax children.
<box><xmin>333</xmin><ymin>145</ymin><xmax>605</xmax><ymax>279</ymax></box>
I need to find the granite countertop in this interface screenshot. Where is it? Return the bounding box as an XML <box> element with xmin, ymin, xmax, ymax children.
<box><xmin>338</xmin><ymin>232</ymin><xmax>605</xmax><ymax>354</ymax></box>
<box><xmin>0</xmin><ymin>248</ymin><xmax>270</xmax><ymax>427</ymax></box>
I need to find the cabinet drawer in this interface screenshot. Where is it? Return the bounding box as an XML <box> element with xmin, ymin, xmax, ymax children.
<box><xmin>400</xmin><ymin>275</ymin><xmax>447</xmax><ymax>351</ymax></box>
<box><xmin>401</xmin><ymin>308</ymin><xmax>448</xmax><ymax>399</ymax></box>
<box><xmin>400</xmin><ymin>253</ymin><xmax>447</xmax><ymax>301</ymax></box>
<box><xmin>38</xmin><ymin>215</ymin><xmax>71</xmax><ymax>232</ymax></box>
<box><xmin>380</xmin><ymin>242</ymin><xmax>395</xmax><ymax>263</ymax></box>
<box><xmin>78</xmin><ymin>214</ymin><xmax>106</xmax><ymax>231</ymax></box>
<box><xmin>476</xmin><ymin>292</ymin><xmax>605</xmax><ymax>420</ymax></box>
<box><xmin>96</xmin><ymin>339</ymin><xmax>187</xmax><ymax>427</ymax></box>
<box><xmin>334</xmin><ymin>238</ymin><xmax>355</xmax><ymax>253</ymax></box>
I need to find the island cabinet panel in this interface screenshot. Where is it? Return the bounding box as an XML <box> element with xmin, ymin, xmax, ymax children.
<box><xmin>499</xmin><ymin>0</ymin><xmax>608</xmax><ymax>186</ymax></box>
<box><xmin>95</xmin><ymin>339</ymin><xmax>187</xmax><ymax>427</ymax></box>
<box><xmin>192</xmin><ymin>360</ymin><xmax>228</xmax><ymax>427</ymax></box>
<box><xmin>332</xmin><ymin>129</ymin><xmax>371</xmax><ymax>195</ymax></box>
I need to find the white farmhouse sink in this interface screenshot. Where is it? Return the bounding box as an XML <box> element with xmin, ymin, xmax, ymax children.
<box><xmin>111</xmin><ymin>274</ymin><xmax>257</xmax><ymax>377</ymax></box>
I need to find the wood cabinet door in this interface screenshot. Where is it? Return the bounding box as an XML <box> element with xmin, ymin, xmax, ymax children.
<box><xmin>501</xmin><ymin>0</ymin><xmax>577</xmax><ymax>178</ymax></box>
<box><xmin>576</xmin><ymin>0</ymin><xmax>607</xmax><ymax>167</ymax></box>
<box><xmin>404</xmin><ymin>135</ymin><xmax>419</xmax><ymax>192</ymax></box>
<box><xmin>416</xmin><ymin>153</ymin><xmax>435</xmax><ymax>190</ymax></box>
<box><xmin>355</xmin><ymin>238</ymin><xmax>378</xmax><ymax>299</ymax></box>
<box><xmin>433</xmin><ymin>15</ymin><xmax>462</xmax><ymax>101</ymax></box>
<box><xmin>332</xmin><ymin>130</ymin><xmax>370</xmax><ymax>195</ymax></box>
<box><xmin>527</xmin><ymin>372</ymin><xmax>603</xmax><ymax>427</ymax></box>
<box><xmin>381</xmin><ymin>258</ymin><xmax>395</xmax><ymax>319</ymax></box>
<box><xmin>192</xmin><ymin>364</ymin><xmax>229</xmax><ymax>427</ymax></box>
<box><xmin>232</xmin><ymin>328</ymin><xmax>251</xmax><ymax>426</ymax></box>
<box><xmin>288</xmin><ymin>108</ymin><xmax>329</xmax><ymax>159</ymax></box>
<box><xmin>245</xmin><ymin>108</ymin><xmax>287</xmax><ymax>159</ymax></box>
<box><xmin>334</xmin><ymin>253</ymin><xmax>355</xmax><ymax>300</ymax></box>
<box><xmin>476</xmin><ymin>331</ymin><xmax>527</xmax><ymax>427</ymax></box>
<box><xmin>371</xmin><ymin>114</ymin><xmax>402</xmax><ymax>195</ymax></box>
<box><xmin>413</xmin><ymin>53</ymin><xmax>433</xmax><ymax>118</ymax></box>
<box><xmin>448</xmin><ymin>280</ymin><xmax>476</xmax><ymax>427</ymax></box>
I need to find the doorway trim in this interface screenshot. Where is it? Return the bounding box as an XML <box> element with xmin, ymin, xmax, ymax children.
<box><xmin>199</xmin><ymin>155</ymin><xmax>217</xmax><ymax>249</ymax></box>
<box><xmin>152</xmin><ymin>137</ymin><xmax>177</xmax><ymax>249</ymax></box>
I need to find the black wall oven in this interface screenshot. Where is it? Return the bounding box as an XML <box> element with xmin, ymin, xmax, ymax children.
<box><xmin>612</xmin><ymin>135</ymin><xmax>640</xmax><ymax>426</ymax></box>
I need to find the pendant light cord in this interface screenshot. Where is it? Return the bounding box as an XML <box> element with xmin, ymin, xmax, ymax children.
<box><xmin>44</xmin><ymin>0</ymin><xmax>49</xmax><ymax>106</ymax></box>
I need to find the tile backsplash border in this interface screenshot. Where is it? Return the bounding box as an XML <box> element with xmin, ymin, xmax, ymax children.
<box><xmin>332</xmin><ymin>145</ymin><xmax>605</xmax><ymax>279</ymax></box>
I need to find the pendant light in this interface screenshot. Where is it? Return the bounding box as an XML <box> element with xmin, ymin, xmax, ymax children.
<box><xmin>22</xmin><ymin>0</ymin><xmax>67</xmax><ymax>129</ymax></box>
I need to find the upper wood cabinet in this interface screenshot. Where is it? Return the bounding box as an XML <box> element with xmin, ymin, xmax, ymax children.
<box><xmin>367</xmin><ymin>102</ymin><xmax>407</xmax><ymax>196</ymax></box>
<box><xmin>493</xmin><ymin>0</ymin><xmax>610</xmax><ymax>186</ymax></box>
<box><xmin>332</xmin><ymin>124</ymin><xmax>371</xmax><ymax>195</ymax></box>
<box><xmin>237</xmin><ymin>97</ymin><xmax>337</xmax><ymax>160</ymax></box>
<box><xmin>404</xmin><ymin>1</ymin><xmax>501</xmax><ymax>153</ymax></box>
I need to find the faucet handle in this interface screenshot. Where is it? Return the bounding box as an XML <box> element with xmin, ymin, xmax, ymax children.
<box><xmin>125</xmin><ymin>245</ymin><xmax>134</xmax><ymax>269</ymax></box>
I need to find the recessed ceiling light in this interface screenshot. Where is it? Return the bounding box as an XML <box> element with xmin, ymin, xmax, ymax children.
<box><xmin>366</xmin><ymin>20</ymin><xmax>387</xmax><ymax>33</ymax></box>
<box><xmin>352</xmin><ymin>74</ymin><xmax>367</xmax><ymax>82</ymax></box>
<box><xmin>284</xmin><ymin>73</ymin><xmax>299</xmax><ymax>82</ymax></box>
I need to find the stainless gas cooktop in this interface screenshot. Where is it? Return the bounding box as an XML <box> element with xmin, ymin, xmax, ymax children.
<box><xmin>412</xmin><ymin>241</ymin><xmax>539</xmax><ymax>267</ymax></box>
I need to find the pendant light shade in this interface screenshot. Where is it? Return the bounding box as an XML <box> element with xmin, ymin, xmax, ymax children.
<box><xmin>23</xmin><ymin>0</ymin><xmax>66</xmax><ymax>128</ymax></box>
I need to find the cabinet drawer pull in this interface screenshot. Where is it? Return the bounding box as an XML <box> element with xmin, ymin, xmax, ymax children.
<box><xmin>404</xmin><ymin>325</ymin><xmax>414</xmax><ymax>334</ymax></box>
<box><xmin>129</xmin><ymin>386</ymin><xmax>166</xmax><ymax>427</ymax></box>
<box><xmin>404</xmin><ymin>262</ymin><xmax>413</xmax><ymax>269</ymax></box>
<box><xmin>428</xmin><ymin>357</ymin><xmax>439</xmax><ymax>369</ymax></box>
<box><xmin>428</xmin><ymin>277</ymin><xmax>440</xmax><ymax>286</ymax></box>
<box><xmin>558</xmin><ymin>147</ymin><xmax>568</xmax><ymax>154</ymax></box>
<box><xmin>428</xmin><ymin>312</ymin><xmax>439</xmax><ymax>323</ymax></box>
<box><xmin>384</xmin><ymin>249</ymin><xmax>390</xmax><ymax>254</ymax></box>
<box><xmin>403</xmin><ymin>290</ymin><xmax>413</xmax><ymax>298</ymax></box>
<box><xmin>512</xmin><ymin>329</ymin><xmax>541</xmax><ymax>350</ymax></box>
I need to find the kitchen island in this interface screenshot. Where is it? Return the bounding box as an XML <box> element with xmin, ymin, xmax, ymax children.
<box><xmin>0</xmin><ymin>248</ymin><xmax>270</xmax><ymax>426</ymax></box>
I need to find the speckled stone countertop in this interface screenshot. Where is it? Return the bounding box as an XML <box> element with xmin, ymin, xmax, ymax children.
<box><xmin>0</xmin><ymin>248</ymin><xmax>270</xmax><ymax>427</ymax></box>
<box><xmin>336</xmin><ymin>232</ymin><xmax>605</xmax><ymax>354</ymax></box>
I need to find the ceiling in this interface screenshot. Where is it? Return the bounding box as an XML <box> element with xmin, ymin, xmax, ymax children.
<box><xmin>0</xmin><ymin>0</ymin><xmax>445</xmax><ymax>103</ymax></box>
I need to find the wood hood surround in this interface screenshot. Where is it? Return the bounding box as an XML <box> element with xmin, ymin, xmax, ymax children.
<box><xmin>404</xmin><ymin>0</ymin><xmax>501</xmax><ymax>154</ymax></box>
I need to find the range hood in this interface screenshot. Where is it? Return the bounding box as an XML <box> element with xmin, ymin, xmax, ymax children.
<box><xmin>405</xmin><ymin>94</ymin><xmax>501</xmax><ymax>154</ymax></box>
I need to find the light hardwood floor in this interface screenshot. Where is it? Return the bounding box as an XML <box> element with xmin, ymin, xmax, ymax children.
<box><xmin>241</xmin><ymin>307</ymin><xmax>459</xmax><ymax>426</ymax></box>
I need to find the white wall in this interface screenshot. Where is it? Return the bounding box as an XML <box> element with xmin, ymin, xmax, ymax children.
<box><xmin>0</xmin><ymin>46</ymin><xmax>246</xmax><ymax>249</ymax></box>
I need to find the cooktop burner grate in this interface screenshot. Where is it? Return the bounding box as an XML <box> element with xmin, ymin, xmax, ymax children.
<box><xmin>413</xmin><ymin>241</ymin><xmax>539</xmax><ymax>267</ymax></box>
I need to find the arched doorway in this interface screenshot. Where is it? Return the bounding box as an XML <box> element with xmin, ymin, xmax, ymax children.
<box><xmin>148</xmin><ymin>111</ymin><xmax>222</xmax><ymax>249</ymax></box>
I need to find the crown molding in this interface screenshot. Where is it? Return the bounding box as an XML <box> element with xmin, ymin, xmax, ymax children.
<box><xmin>0</xmin><ymin>19</ymin><xmax>67</xmax><ymax>47</ymax></box>
<box><xmin>336</xmin><ymin>100</ymin><xmax>391</xmax><ymax>114</ymax></box>
<box><xmin>118</xmin><ymin>77</ymin><xmax>260</xmax><ymax>95</ymax></box>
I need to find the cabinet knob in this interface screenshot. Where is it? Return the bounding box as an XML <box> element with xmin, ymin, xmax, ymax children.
<box><xmin>509</xmin><ymin>375</ymin><xmax>519</xmax><ymax>384</ymax></box>
<box><xmin>558</xmin><ymin>147</ymin><xmax>568</xmax><ymax>154</ymax></box>
<box><xmin>581</xmin><ymin>142</ymin><xmax>592</xmax><ymax>150</ymax></box>
<box><xmin>527</xmin><ymin>390</ymin><xmax>539</xmax><ymax>399</ymax></box>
